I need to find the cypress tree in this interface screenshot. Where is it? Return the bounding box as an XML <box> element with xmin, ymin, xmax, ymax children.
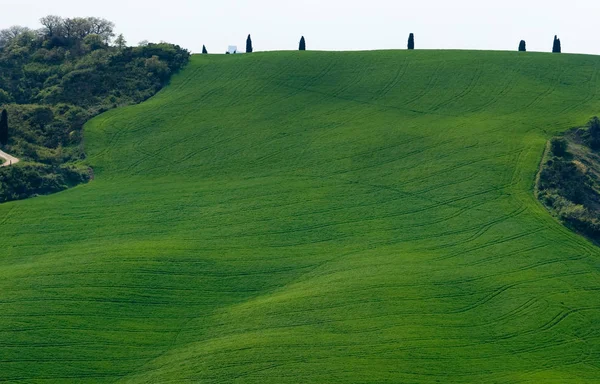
<box><xmin>202</xmin><ymin>45</ymin><xmax>208</xmax><ymax>54</ymax></box>
<box><xmin>552</xmin><ymin>35</ymin><xmax>562</xmax><ymax>53</ymax></box>
<box><xmin>0</xmin><ymin>109</ymin><xmax>8</xmax><ymax>146</ymax></box>
<box><xmin>408</xmin><ymin>33</ymin><xmax>415</xmax><ymax>50</ymax></box>
<box><xmin>246</xmin><ymin>34</ymin><xmax>253</xmax><ymax>53</ymax></box>
<box><xmin>299</xmin><ymin>36</ymin><xmax>306</xmax><ymax>51</ymax></box>
<box><xmin>518</xmin><ymin>40</ymin><xmax>526</xmax><ymax>52</ymax></box>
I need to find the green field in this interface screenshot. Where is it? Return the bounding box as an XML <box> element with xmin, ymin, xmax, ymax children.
<box><xmin>2</xmin><ymin>50</ymin><xmax>600</xmax><ymax>383</ymax></box>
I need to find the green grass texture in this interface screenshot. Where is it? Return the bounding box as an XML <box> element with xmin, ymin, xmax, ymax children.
<box><xmin>2</xmin><ymin>50</ymin><xmax>600</xmax><ymax>383</ymax></box>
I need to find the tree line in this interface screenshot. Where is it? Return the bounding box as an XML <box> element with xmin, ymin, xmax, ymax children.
<box><xmin>201</xmin><ymin>33</ymin><xmax>565</xmax><ymax>54</ymax></box>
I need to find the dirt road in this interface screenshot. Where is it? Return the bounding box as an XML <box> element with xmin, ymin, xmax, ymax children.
<box><xmin>0</xmin><ymin>149</ymin><xmax>19</xmax><ymax>167</ymax></box>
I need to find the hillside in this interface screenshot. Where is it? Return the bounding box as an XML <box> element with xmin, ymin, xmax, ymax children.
<box><xmin>1</xmin><ymin>50</ymin><xmax>600</xmax><ymax>382</ymax></box>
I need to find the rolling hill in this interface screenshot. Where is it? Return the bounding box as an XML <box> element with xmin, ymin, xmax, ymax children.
<box><xmin>1</xmin><ymin>50</ymin><xmax>600</xmax><ymax>383</ymax></box>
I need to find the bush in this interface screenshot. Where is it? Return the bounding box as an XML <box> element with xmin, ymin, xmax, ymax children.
<box><xmin>0</xmin><ymin>89</ymin><xmax>13</xmax><ymax>103</ymax></box>
<box><xmin>0</xmin><ymin>163</ymin><xmax>91</xmax><ymax>203</ymax></box>
<box><xmin>550</xmin><ymin>137</ymin><xmax>568</xmax><ymax>157</ymax></box>
<box><xmin>538</xmin><ymin>128</ymin><xmax>600</xmax><ymax>242</ymax></box>
<box><xmin>588</xmin><ymin>116</ymin><xmax>600</xmax><ymax>149</ymax></box>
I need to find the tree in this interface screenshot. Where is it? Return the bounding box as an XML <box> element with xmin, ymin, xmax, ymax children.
<box><xmin>552</xmin><ymin>35</ymin><xmax>561</xmax><ymax>53</ymax></box>
<box><xmin>115</xmin><ymin>34</ymin><xmax>127</xmax><ymax>50</ymax></box>
<box><xmin>246</xmin><ymin>34</ymin><xmax>253</xmax><ymax>53</ymax></box>
<box><xmin>202</xmin><ymin>45</ymin><xmax>208</xmax><ymax>54</ymax></box>
<box><xmin>550</xmin><ymin>137</ymin><xmax>568</xmax><ymax>157</ymax></box>
<box><xmin>83</xmin><ymin>34</ymin><xmax>105</xmax><ymax>51</ymax></box>
<box><xmin>588</xmin><ymin>116</ymin><xmax>600</xmax><ymax>148</ymax></box>
<box><xmin>518</xmin><ymin>40</ymin><xmax>526</xmax><ymax>52</ymax></box>
<box><xmin>408</xmin><ymin>33</ymin><xmax>415</xmax><ymax>50</ymax></box>
<box><xmin>39</xmin><ymin>15</ymin><xmax>115</xmax><ymax>47</ymax></box>
<box><xmin>0</xmin><ymin>109</ymin><xmax>8</xmax><ymax>146</ymax></box>
<box><xmin>299</xmin><ymin>36</ymin><xmax>306</xmax><ymax>51</ymax></box>
<box><xmin>0</xmin><ymin>26</ymin><xmax>33</xmax><ymax>48</ymax></box>
<box><xmin>39</xmin><ymin>15</ymin><xmax>64</xmax><ymax>38</ymax></box>
<box><xmin>87</xmin><ymin>17</ymin><xmax>115</xmax><ymax>43</ymax></box>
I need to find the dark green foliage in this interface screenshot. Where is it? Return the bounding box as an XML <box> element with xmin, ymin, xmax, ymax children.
<box><xmin>246</xmin><ymin>34</ymin><xmax>253</xmax><ymax>53</ymax></box>
<box><xmin>0</xmin><ymin>163</ymin><xmax>90</xmax><ymax>203</ymax></box>
<box><xmin>552</xmin><ymin>35</ymin><xmax>561</xmax><ymax>53</ymax></box>
<box><xmin>0</xmin><ymin>16</ymin><xmax>190</xmax><ymax>202</ymax></box>
<box><xmin>550</xmin><ymin>137</ymin><xmax>567</xmax><ymax>156</ymax></box>
<box><xmin>38</xmin><ymin>16</ymin><xmax>115</xmax><ymax>49</ymax></box>
<box><xmin>538</xmin><ymin>119</ymin><xmax>600</xmax><ymax>241</ymax></box>
<box><xmin>202</xmin><ymin>45</ymin><xmax>208</xmax><ymax>54</ymax></box>
<box><xmin>540</xmin><ymin>158</ymin><xmax>591</xmax><ymax>204</ymax></box>
<box><xmin>0</xmin><ymin>109</ymin><xmax>7</xmax><ymax>145</ymax></box>
<box><xmin>0</xmin><ymin>20</ymin><xmax>190</xmax><ymax>107</ymax></box>
<box><xmin>3</xmin><ymin>104</ymin><xmax>88</xmax><ymax>159</ymax></box>
<box><xmin>588</xmin><ymin>116</ymin><xmax>600</xmax><ymax>149</ymax></box>
<box><xmin>299</xmin><ymin>36</ymin><xmax>306</xmax><ymax>51</ymax></box>
<box><xmin>0</xmin><ymin>40</ymin><xmax>189</xmax><ymax>155</ymax></box>
<box><xmin>518</xmin><ymin>40</ymin><xmax>526</xmax><ymax>52</ymax></box>
<box><xmin>408</xmin><ymin>33</ymin><xmax>415</xmax><ymax>50</ymax></box>
<box><xmin>115</xmin><ymin>34</ymin><xmax>126</xmax><ymax>50</ymax></box>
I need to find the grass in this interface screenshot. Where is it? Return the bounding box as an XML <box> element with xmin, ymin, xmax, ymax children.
<box><xmin>1</xmin><ymin>50</ymin><xmax>600</xmax><ymax>383</ymax></box>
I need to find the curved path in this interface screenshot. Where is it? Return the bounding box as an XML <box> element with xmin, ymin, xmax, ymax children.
<box><xmin>0</xmin><ymin>149</ymin><xmax>19</xmax><ymax>167</ymax></box>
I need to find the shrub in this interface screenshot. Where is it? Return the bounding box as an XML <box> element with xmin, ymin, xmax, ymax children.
<box><xmin>0</xmin><ymin>89</ymin><xmax>13</xmax><ymax>104</ymax></box>
<box><xmin>588</xmin><ymin>116</ymin><xmax>600</xmax><ymax>149</ymax></box>
<box><xmin>550</xmin><ymin>137</ymin><xmax>568</xmax><ymax>157</ymax></box>
<box><xmin>0</xmin><ymin>163</ymin><xmax>90</xmax><ymax>203</ymax></box>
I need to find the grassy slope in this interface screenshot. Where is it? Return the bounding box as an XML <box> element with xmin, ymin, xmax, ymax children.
<box><xmin>1</xmin><ymin>50</ymin><xmax>600</xmax><ymax>383</ymax></box>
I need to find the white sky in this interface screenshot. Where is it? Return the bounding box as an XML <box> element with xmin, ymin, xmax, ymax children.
<box><xmin>1</xmin><ymin>0</ymin><xmax>599</xmax><ymax>55</ymax></box>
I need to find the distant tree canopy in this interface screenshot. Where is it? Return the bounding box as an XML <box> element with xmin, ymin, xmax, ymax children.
<box><xmin>115</xmin><ymin>34</ymin><xmax>127</xmax><ymax>50</ymax></box>
<box><xmin>552</xmin><ymin>35</ymin><xmax>562</xmax><ymax>53</ymax></box>
<box><xmin>246</xmin><ymin>34</ymin><xmax>253</xmax><ymax>53</ymax></box>
<box><xmin>0</xmin><ymin>26</ymin><xmax>34</xmax><ymax>48</ymax></box>
<box><xmin>0</xmin><ymin>18</ymin><xmax>189</xmax><ymax>105</ymax></box>
<box><xmin>0</xmin><ymin>16</ymin><xmax>116</xmax><ymax>53</ymax></box>
<box><xmin>202</xmin><ymin>45</ymin><xmax>208</xmax><ymax>54</ymax></box>
<box><xmin>518</xmin><ymin>40</ymin><xmax>526</xmax><ymax>52</ymax></box>
<box><xmin>39</xmin><ymin>16</ymin><xmax>115</xmax><ymax>48</ymax></box>
<box><xmin>0</xmin><ymin>109</ymin><xmax>7</xmax><ymax>146</ymax></box>
<box><xmin>299</xmin><ymin>36</ymin><xmax>306</xmax><ymax>51</ymax></box>
<box><xmin>408</xmin><ymin>33</ymin><xmax>415</xmax><ymax>50</ymax></box>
